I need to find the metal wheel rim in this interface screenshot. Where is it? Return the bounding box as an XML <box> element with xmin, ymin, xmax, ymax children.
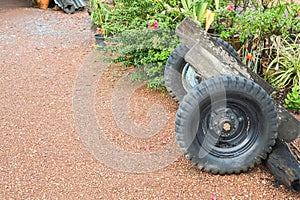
<box><xmin>182</xmin><ymin>64</ymin><xmax>199</xmax><ymax>92</ymax></box>
<box><xmin>196</xmin><ymin>97</ymin><xmax>260</xmax><ymax>158</ymax></box>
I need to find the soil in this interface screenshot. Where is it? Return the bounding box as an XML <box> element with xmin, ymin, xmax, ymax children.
<box><xmin>0</xmin><ymin>7</ymin><xmax>300</xmax><ymax>199</ymax></box>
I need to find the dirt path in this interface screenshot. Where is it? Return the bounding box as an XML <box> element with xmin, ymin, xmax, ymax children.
<box><xmin>0</xmin><ymin>8</ymin><xmax>299</xmax><ymax>199</ymax></box>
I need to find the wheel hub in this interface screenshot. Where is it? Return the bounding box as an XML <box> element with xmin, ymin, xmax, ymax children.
<box><xmin>209</xmin><ymin>108</ymin><xmax>239</xmax><ymax>138</ymax></box>
<box><xmin>222</xmin><ymin>122</ymin><xmax>231</xmax><ymax>132</ymax></box>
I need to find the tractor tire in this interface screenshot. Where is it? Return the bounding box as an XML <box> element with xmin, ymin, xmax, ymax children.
<box><xmin>164</xmin><ymin>37</ymin><xmax>240</xmax><ymax>103</ymax></box>
<box><xmin>175</xmin><ymin>75</ymin><xmax>278</xmax><ymax>174</ymax></box>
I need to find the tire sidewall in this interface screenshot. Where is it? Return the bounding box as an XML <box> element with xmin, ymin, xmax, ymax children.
<box><xmin>164</xmin><ymin>44</ymin><xmax>189</xmax><ymax>102</ymax></box>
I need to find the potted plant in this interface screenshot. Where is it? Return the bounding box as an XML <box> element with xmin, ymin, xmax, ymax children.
<box><xmin>90</xmin><ymin>0</ymin><xmax>114</xmax><ymax>45</ymax></box>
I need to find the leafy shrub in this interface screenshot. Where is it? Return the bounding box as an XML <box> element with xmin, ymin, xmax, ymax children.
<box><xmin>106</xmin><ymin>29</ymin><xmax>180</xmax><ymax>89</ymax></box>
<box><xmin>90</xmin><ymin>0</ymin><xmax>114</xmax><ymax>35</ymax></box>
<box><xmin>101</xmin><ymin>0</ymin><xmax>183</xmax><ymax>34</ymax></box>
<box><xmin>100</xmin><ymin>0</ymin><xmax>184</xmax><ymax>89</ymax></box>
<box><xmin>267</xmin><ymin>33</ymin><xmax>300</xmax><ymax>88</ymax></box>
<box><xmin>216</xmin><ymin>1</ymin><xmax>300</xmax><ymax>86</ymax></box>
<box><xmin>284</xmin><ymin>85</ymin><xmax>300</xmax><ymax>111</ymax></box>
<box><xmin>219</xmin><ymin>2</ymin><xmax>300</xmax><ymax>43</ymax></box>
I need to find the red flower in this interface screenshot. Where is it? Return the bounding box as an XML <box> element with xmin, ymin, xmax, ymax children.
<box><xmin>246</xmin><ymin>54</ymin><xmax>253</xmax><ymax>60</ymax></box>
<box><xmin>226</xmin><ymin>4</ymin><xmax>235</xmax><ymax>11</ymax></box>
<box><xmin>148</xmin><ymin>19</ymin><xmax>159</xmax><ymax>30</ymax></box>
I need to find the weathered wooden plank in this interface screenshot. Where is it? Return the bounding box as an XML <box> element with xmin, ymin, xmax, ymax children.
<box><xmin>277</xmin><ymin>105</ymin><xmax>300</xmax><ymax>142</ymax></box>
<box><xmin>266</xmin><ymin>139</ymin><xmax>300</xmax><ymax>192</ymax></box>
<box><xmin>184</xmin><ymin>41</ymin><xmax>247</xmax><ymax>79</ymax></box>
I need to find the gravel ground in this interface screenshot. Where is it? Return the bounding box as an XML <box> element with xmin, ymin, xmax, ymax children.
<box><xmin>0</xmin><ymin>7</ymin><xmax>299</xmax><ymax>199</ymax></box>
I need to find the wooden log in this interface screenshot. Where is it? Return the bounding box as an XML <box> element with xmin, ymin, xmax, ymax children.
<box><xmin>277</xmin><ymin>105</ymin><xmax>300</xmax><ymax>142</ymax></box>
<box><xmin>266</xmin><ymin>139</ymin><xmax>300</xmax><ymax>192</ymax></box>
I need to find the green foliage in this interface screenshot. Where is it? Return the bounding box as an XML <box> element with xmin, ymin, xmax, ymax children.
<box><xmin>267</xmin><ymin>33</ymin><xmax>300</xmax><ymax>88</ymax></box>
<box><xmin>101</xmin><ymin>0</ymin><xmax>184</xmax><ymax>35</ymax></box>
<box><xmin>237</xmin><ymin>4</ymin><xmax>298</xmax><ymax>43</ymax></box>
<box><xmin>90</xmin><ymin>0</ymin><xmax>300</xmax><ymax>91</ymax></box>
<box><xmin>98</xmin><ymin>0</ymin><xmax>184</xmax><ymax>89</ymax></box>
<box><xmin>106</xmin><ymin>29</ymin><xmax>180</xmax><ymax>89</ymax></box>
<box><xmin>218</xmin><ymin>2</ymin><xmax>300</xmax><ymax>42</ymax></box>
<box><xmin>216</xmin><ymin>1</ymin><xmax>300</xmax><ymax>88</ymax></box>
<box><xmin>89</xmin><ymin>0</ymin><xmax>113</xmax><ymax>28</ymax></box>
<box><xmin>284</xmin><ymin>85</ymin><xmax>300</xmax><ymax>111</ymax></box>
<box><xmin>180</xmin><ymin>0</ymin><xmax>221</xmax><ymax>31</ymax></box>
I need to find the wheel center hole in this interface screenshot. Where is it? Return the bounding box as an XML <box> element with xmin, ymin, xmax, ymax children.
<box><xmin>223</xmin><ymin>122</ymin><xmax>231</xmax><ymax>132</ymax></box>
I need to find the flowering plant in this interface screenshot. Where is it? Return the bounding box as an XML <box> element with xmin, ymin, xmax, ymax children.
<box><xmin>238</xmin><ymin>4</ymin><xmax>298</xmax><ymax>41</ymax></box>
<box><xmin>226</xmin><ymin>3</ymin><xmax>234</xmax><ymax>11</ymax></box>
<box><xmin>212</xmin><ymin>3</ymin><xmax>238</xmax><ymax>38</ymax></box>
<box><xmin>148</xmin><ymin>19</ymin><xmax>159</xmax><ymax>30</ymax></box>
<box><xmin>101</xmin><ymin>0</ymin><xmax>184</xmax><ymax>89</ymax></box>
<box><xmin>89</xmin><ymin>0</ymin><xmax>114</xmax><ymax>36</ymax></box>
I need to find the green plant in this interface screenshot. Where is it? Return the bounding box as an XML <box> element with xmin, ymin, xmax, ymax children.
<box><xmin>284</xmin><ymin>85</ymin><xmax>300</xmax><ymax>111</ymax></box>
<box><xmin>89</xmin><ymin>0</ymin><xmax>114</xmax><ymax>36</ymax></box>
<box><xmin>98</xmin><ymin>0</ymin><xmax>184</xmax><ymax>89</ymax></box>
<box><xmin>180</xmin><ymin>0</ymin><xmax>221</xmax><ymax>31</ymax></box>
<box><xmin>215</xmin><ymin>1</ymin><xmax>300</xmax><ymax>81</ymax></box>
<box><xmin>266</xmin><ymin>33</ymin><xmax>300</xmax><ymax>88</ymax></box>
<box><xmin>106</xmin><ymin>28</ymin><xmax>180</xmax><ymax>89</ymax></box>
<box><xmin>101</xmin><ymin>0</ymin><xmax>183</xmax><ymax>35</ymax></box>
<box><xmin>221</xmin><ymin>2</ymin><xmax>300</xmax><ymax>43</ymax></box>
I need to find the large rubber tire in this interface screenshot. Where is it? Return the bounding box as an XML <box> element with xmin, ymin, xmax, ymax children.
<box><xmin>164</xmin><ymin>44</ymin><xmax>189</xmax><ymax>102</ymax></box>
<box><xmin>175</xmin><ymin>75</ymin><xmax>278</xmax><ymax>174</ymax></box>
<box><xmin>164</xmin><ymin>37</ymin><xmax>240</xmax><ymax>103</ymax></box>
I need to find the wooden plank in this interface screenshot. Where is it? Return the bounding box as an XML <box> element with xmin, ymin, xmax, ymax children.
<box><xmin>266</xmin><ymin>139</ymin><xmax>300</xmax><ymax>192</ymax></box>
<box><xmin>277</xmin><ymin>105</ymin><xmax>300</xmax><ymax>142</ymax></box>
<box><xmin>184</xmin><ymin>40</ymin><xmax>248</xmax><ymax>79</ymax></box>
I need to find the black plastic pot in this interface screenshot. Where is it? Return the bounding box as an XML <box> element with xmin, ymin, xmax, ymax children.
<box><xmin>94</xmin><ymin>34</ymin><xmax>106</xmax><ymax>46</ymax></box>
